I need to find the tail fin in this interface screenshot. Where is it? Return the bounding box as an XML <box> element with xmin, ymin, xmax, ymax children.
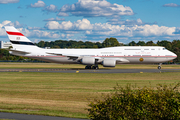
<box><xmin>4</xmin><ymin>26</ymin><xmax>36</xmax><ymax>49</ymax></box>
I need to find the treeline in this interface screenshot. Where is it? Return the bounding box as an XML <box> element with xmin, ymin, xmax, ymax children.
<box><xmin>0</xmin><ymin>37</ymin><xmax>180</xmax><ymax>62</ymax></box>
<box><xmin>36</xmin><ymin>38</ymin><xmax>122</xmax><ymax>48</ymax></box>
<box><xmin>0</xmin><ymin>49</ymin><xmax>42</xmax><ymax>62</ymax></box>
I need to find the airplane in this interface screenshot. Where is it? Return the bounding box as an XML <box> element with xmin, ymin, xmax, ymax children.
<box><xmin>4</xmin><ymin>26</ymin><xmax>177</xmax><ymax>70</ymax></box>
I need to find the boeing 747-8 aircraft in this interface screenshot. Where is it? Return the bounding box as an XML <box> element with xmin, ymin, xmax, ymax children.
<box><xmin>4</xmin><ymin>26</ymin><xmax>177</xmax><ymax>69</ymax></box>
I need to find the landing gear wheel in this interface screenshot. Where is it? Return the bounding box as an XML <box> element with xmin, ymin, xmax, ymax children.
<box><xmin>96</xmin><ymin>66</ymin><xmax>99</xmax><ymax>69</ymax></box>
<box><xmin>158</xmin><ymin>66</ymin><xmax>161</xmax><ymax>70</ymax></box>
<box><xmin>85</xmin><ymin>66</ymin><xmax>92</xmax><ymax>69</ymax></box>
<box><xmin>158</xmin><ymin>63</ymin><xmax>162</xmax><ymax>70</ymax></box>
<box><xmin>92</xmin><ymin>66</ymin><xmax>96</xmax><ymax>69</ymax></box>
<box><xmin>92</xmin><ymin>66</ymin><xmax>99</xmax><ymax>69</ymax></box>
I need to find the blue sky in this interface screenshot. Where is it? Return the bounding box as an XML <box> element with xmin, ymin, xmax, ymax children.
<box><xmin>0</xmin><ymin>0</ymin><xmax>180</xmax><ymax>43</ymax></box>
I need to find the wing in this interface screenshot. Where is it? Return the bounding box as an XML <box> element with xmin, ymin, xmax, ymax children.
<box><xmin>46</xmin><ymin>52</ymin><xmax>129</xmax><ymax>63</ymax></box>
<box><xmin>46</xmin><ymin>52</ymin><xmax>80</xmax><ymax>57</ymax></box>
<box><xmin>46</xmin><ymin>52</ymin><xmax>81</xmax><ymax>61</ymax></box>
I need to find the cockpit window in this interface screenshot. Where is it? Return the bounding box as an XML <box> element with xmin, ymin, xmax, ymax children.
<box><xmin>163</xmin><ymin>48</ymin><xmax>167</xmax><ymax>50</ymax></box>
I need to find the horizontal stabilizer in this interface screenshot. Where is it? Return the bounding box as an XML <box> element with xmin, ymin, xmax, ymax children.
<box><xmin>9</xmin><ymin>49</ymin><xmax>31</xmax><ymax>54</ymax></box>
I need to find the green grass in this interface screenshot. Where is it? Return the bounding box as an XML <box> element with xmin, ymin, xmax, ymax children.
<box><xmin>0</xmin><ymin>72</ymin><xmax>180</xmax><ymax>118</ymax></box>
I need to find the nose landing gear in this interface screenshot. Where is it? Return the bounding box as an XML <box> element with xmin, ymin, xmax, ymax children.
<box><xmin>158</xmin><ymin>66</ymin><xmax>161</xmax><ymax>70</ymax></box>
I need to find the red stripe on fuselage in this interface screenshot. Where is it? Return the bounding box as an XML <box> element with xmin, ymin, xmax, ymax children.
<box><xmin>26</xmin><ymin>56</ymin><xmax>177</xmax><ymax>58</ymax></box>
<box><xmin>6</xmin><ymin>31</ymin><xmax>24</xmax><ymax>36</ymax></box>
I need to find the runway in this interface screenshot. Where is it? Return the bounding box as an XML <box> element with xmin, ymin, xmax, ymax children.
<box><xmin>0</xmin><ymin>112</ymin><xmax>87</xmax><ymax>120</ymax></box>
<box><xmin>0</xmin><ymin>68</ymin><xmax>180</xmax><ymax>73</ymax></box>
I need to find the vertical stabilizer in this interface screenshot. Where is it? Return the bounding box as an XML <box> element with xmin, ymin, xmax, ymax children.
<box><xmin>4</xmin><ymin>26</ymin><xmax>38</xmax><ymax>50</ymax></box>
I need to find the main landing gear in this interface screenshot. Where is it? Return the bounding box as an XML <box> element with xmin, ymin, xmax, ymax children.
<box><xmin>158</xmin><ymin>63</ymin><xmax>162</xmax><ymax>70</ymax></box>
<box><xmin>85</xmin><ymin>65</ymin><xmax>99</xmax><ymax>69</ymax></box>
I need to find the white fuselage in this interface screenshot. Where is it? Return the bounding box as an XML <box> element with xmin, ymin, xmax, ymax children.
<box><xmin>10</xmin><ymin>45</ymin><xmax>177</xmax><ymax>65</ymax></box>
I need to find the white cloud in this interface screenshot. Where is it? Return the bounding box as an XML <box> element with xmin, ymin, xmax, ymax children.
<box><xmin>0</xmin><ymin>21</ymin><xmax>25</xmax><ymax>37</ymax></box>
<box><xmin>45</xmin><ymin>19</ymin><xmax>93</xmax><ymax>30</ymax></box>
<box><xmin>34</xmin><ymin>39</ymin><xmax>40</xmax><ymax>43</ymax></box>
<box><xmin>43</xmin><ymin>4</ymin><xmax>58</xmax><ymax>12</ymax></box>
<box><xmin>163</xmin><ymin>3</ymin><xmax>180</xmax><ymax>7</ymax></box>
<box><xmin>0</xmin><ymin>20</ymin><xmax>61</xmax><ymax>39</ymax></box>
<box><xmin>44</xmin><ymin>18</ymin><xmax>177</xmax><ymax>41</ymax></box>
<box><xmin>108</xmin><ymin>18</ymin><xmax>158</xmax><ymax>26</ymax></box>
<box><xmin>74</xmin><ymin>19</ymin><xmax>93</xmax><ymax>30</ymax></box>
<box><xmin>132</xmin><ymin>25</ymin><xmax>176</xmax><ymax>37</ymax></box>
<box><xmin>58</xmin><ymin>0</ymin><xmax>134</xmax><ymax>17</ymax></box>
<box><xmin>30</xmin><ymin>0</ymin><xmax>45</xmax><ymax>8</ymax></box>
<box><xmin>27</xmin><ymin>26</ymin><xmax>44</xmax><ymax>30</ymax></box>
<box><xmin>61</xmin><ymin>34</ymin><xmax>66</xmax><ymax>38</ymax></box>
<box><xmin>108</xmin><ymin>18</ymin><xmax>144</xmax><ymax>25</ymax></box>
<box><xmin>0</xmin><ymin>21</ymin><xmax>10</xmax><ymax>36</ymax></box>
<box><xmin>0</xmin><ymin>20</ymin><xmax>11</xmax><ymax>27</ymax></box>
<box><xmin>44</xmin><ymin>17</ymin><xmax>65</xmax><ymax>21</ymax></box>
<box><xmin>57</xmin><ymin>12</ymin><xmax>69</xmax><ymax>16</ymax></box>
<box><xmin>18</xmin><ymin>28</ymin><xmax>60</xmax><ymax>39</ymax></box>
<box><xmin>6</xmin><ymin>21</ymin><xmax>25</xmax><ymax>28</ymax></box>
<box><xmin>88</xmin><ymin>24</ymin><xmax>176</xmax><ymax>37</ymax></box>
<box><xmin>174</xmin><ymin>27</ymin><xmax>180</xmax><ymax>34</ymax></box>
<box><xmin>0</xmin><ymin>0</ymin><xmax>19</xmax><ymax>4</ymax></box>
<box><xmin>1</xmin><ymin>19</ymin><xmax>178</xmax><ymax>42</ymax></box>
<box><xmin>52</xmin><ymin>21</ymin><xmax>73</xmax><ymax>30</ymax></box>
<box><xmin>66</xmin><ymin>34</ymin><xmax>74</xmax><ymax>38</ymax></box>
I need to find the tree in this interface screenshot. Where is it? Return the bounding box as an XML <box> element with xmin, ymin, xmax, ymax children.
<box><xmin>95</xmin><ymin>42</ymin><xmax>102</xmax><ymax>48</ymax></box>
<box><xmin>102</xmin><ymin>37</ymin><xmax>120</xmax><ymax>47</ymax></box>
<box><xmin>37</xmin><ymin>41</ymin><xmax>45</xmax><ymax>47</ymax></box>
<box><xmin>88</xmin><ymin>84</ymin><xmax>180</xmax><ymax>120</ymax></box>
<box><xmin>137</xmin><ymin>41</ymin><xmax>146</xmax><ymax>46</ymax></box>
<box><xmin>146</xmin><ymin>41</ymin><xmax>157</xmax><ymax>46</ymax></box>
<box><xmin>128</xmin><ymin>41</ymin><xmax>137</xmax><ymax>46</ymax></box>
<box><xmin>157</xmin><ymin>40</ymin><xmax>172</xmax><ymax>51</ymax></box>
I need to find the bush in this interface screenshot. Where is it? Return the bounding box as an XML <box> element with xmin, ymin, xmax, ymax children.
<box><xmin>87</xmin><ymin>83</ymin><xmax>180</xmax><ymax>120</ymax></box>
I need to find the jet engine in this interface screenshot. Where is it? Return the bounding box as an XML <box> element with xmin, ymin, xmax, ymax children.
<box><xmin>81</xmin><ymin>57</ymin><xmax>95</xmax><ymax>65</ymax></box>
<box><xmin>102</xmin><ymin>59</ymin><xmax>116</xmax><ymax>67</ymax></box>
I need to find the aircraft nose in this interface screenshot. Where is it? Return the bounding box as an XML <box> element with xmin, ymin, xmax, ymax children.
<box><xmin>174</xmin><ymin>53</ymin><xmax>177</xmax><ymax>59</ymax></box>
<box><xmin>171</xmin><ymin>52</ymin><xmax>177</xmax><ymax>59</ymax></box>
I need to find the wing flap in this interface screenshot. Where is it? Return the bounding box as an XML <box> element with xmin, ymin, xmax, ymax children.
<box><xmin>116</xmin><ymin>58</ymin><xmax>130</xmax><ymax>63</ymax></box>
<box><xmin>46</xmin><ymin>52</ymin><xmax>80</xmax><ymax>58</ymax></box>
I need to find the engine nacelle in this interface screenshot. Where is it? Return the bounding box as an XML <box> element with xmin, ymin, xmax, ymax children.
<box><xmin>81</xmin><ymin>57</ymin><xmax>95</xmax><ymax>65</ymax></box>
<box><xmin>102</xmin><ymin>59</ymin><xmax>116</xmax><ymax>67</ymax></box>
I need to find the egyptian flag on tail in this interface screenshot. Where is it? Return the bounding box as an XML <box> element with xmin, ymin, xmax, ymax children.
<box><xmin>4</xmin><ymin>26</ymin><xmax>35</xmax><ymax>46</ymax></box>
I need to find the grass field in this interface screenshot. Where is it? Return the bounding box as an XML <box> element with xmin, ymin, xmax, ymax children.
<box><xmin>0</xmin><ymin>63</ymin><xmax>179</xmax><ymax>118</ymax></box>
